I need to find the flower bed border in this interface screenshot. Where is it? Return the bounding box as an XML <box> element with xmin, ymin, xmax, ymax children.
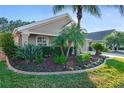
<box><xmin>6</xmin><ymin>57</ymin><xmax>108</xmax><ymax>75</ymax></box>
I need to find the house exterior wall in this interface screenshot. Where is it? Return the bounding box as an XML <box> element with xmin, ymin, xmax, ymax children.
<box><xmin>28</xmin><ymin>34</ymin><xmax>36</xmax><ymax>45</ymax></box>
<box><xmin>13</xmin><ymin>33</ymin><xmax>22</xmax><ymax>46</ymax></box>
<box><xmin>13</xmin><ymin>15</ymin><xmax>71</xmax><ymax>47</ymax></box>
<box><xmin>28</xmin><ymin>34</ymin><xmax>56</xmax><ymax>46</ymax></box>
<box><xmin>82</xmin><ymin>40</ymin><xmax>104</xmax><ymax>52</ymax></box>
<box><xmin>81</xmin><ymin>39</ymin><xmax>91</xmax><ymax>52</ymax></box>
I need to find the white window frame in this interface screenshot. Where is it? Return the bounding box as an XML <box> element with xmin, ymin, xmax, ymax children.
<box><xmin>36</xmin><ymin>36</ymin><xmax>49</xmax><ymax>46</ymax></box>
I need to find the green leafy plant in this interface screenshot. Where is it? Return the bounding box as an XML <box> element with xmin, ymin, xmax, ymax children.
<box><xmin>102</xmin><ymin>47</ymin><xmax>109</xmax><ymax>52</ymax></box>
<box><xmin>91</xmin><ymin>43</ymin><xmax>104</xmax><ymax>56</ymax></box>
<box><xmin>52</xmin><ymin>55</ymin><xmax>68</xmax><ymax>65</ymax></box>
<box><xmin>76</xmin><ymin>53</ymin><xmax>91</xmax><ymax>63</ymax></box>
<box><xmin>0</xmin><ymin>32</ymin><xmax>18</xmax><ymax>57</ymax></box>
<box><xmin>34</xmin><ymin>52</ymin><xmax>44</xmax><ymax>65</ymax></box>
<box><xmin>82</xmin><ymin>53</ymin><xmax>91</xmax><ymax>61</ymax></box>
<box><xmin>17</xmin><ymin>44</ymin><xmax>43</xmax><ymax>64</ymax></box>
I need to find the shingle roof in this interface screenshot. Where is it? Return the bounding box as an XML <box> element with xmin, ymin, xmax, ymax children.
<box><xmin>86</xmin><ymin>29</ymin><xmax>115</xmax><ymax>40</ymax></box>
<box><xmin>13</xmin><ymin>13</ymin><xmax>72</xmax><ymax>33</ymax></box>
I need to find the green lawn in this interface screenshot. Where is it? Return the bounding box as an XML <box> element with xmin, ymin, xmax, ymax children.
<box><xmin>0</xmin><ymin>57</ymin><xmax>124</xmax><ymax>88</ymax></box>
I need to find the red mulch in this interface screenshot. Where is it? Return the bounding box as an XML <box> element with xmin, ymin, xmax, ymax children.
<box><xmin>10</xmin><ymin>55</ymin><xmax>100</xmax><ymax>69</ymax></box>
<box><xmin>8</xmin><ymin>55</ymin><xmax>106</xmax><ymax>72</ymax></box>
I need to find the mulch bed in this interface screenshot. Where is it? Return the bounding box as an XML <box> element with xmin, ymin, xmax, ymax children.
<box><xmin>9</xmin><ymin>55</ymin><xmax>106</xmax><ymax>72</ymax></box>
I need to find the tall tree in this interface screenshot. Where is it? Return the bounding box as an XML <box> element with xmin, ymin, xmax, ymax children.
<box><xmin>53</xmin><ymin>5</ymin><xmax>124</xmax><ymax>31</ymax></box>
<box><xmin>0</xmin><ymin>17</ymin><xmax>35</xmax><ymax>32</ymax></box>
<box><xmin>104</xmin><ymin>31</ymin><xmax>124</xmax><ymax>50</ymax></box>
<box><xmin>0</xmin><ymin>17</ymin><xmax>8</xmax><ymax>24</ymax></box>
<box><xmin>53</xmin><ymin>5</ymin><xmax>101</xmax><ymax>31</ymax></box>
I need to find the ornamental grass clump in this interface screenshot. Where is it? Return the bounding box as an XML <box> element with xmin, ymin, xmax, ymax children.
<box><xmin>17</xmin><ymin>44</ymin><xmax>43</xmax><ymax>64</ymax></box>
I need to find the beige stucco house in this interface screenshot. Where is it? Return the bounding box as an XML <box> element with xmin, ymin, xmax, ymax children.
<box><xmin>13</xmin><ymin>13</ymin><xmax>115</xmax><ymax>52</ymax></box>
<box><xmin>13</xmin><ymin>14</ymin><xmax>73</xmax><ymax>46</ymax></box>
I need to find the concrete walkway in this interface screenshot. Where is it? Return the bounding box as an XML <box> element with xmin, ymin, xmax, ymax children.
<box><xmin>85</xmin><ymin>51</ymin><xmax>124</xmax><ymax>58</ymax></box>
<box><xmin>102</xmin><ymin>52</ymin><xmax>124</xmax><ymax>58</ymax></box>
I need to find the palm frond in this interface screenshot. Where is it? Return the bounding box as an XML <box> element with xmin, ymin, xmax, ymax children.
<box><xmin>53</xmin><ymin>5</ymin><xmax>65</xmax><ymax>14</ymax></box>
<box><xmin>53</xmin><ymin>5</ymin><xmax>72</xmax><ymax>14</ymax></box>
<box><xmin>83</xmin><ymin>5</ymin><xmax>101</xmax><ymax>17</ymax></box>
<box><xmin>115</xmin><ymin>5</ymin><xmax>124</xmax><ymax>16</ymax></box>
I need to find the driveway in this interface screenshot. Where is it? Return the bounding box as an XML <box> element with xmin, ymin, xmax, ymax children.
<box><xmin>102</xmin><ymin>52</ymin><xmax>124</xmax><ymax>58</ymax></box>
<box><xmin>85</xmin><ymin>51</ymin><xmax>124</xmax><ymax>58</ymax></box>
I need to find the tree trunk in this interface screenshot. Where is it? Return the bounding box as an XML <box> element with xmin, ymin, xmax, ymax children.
<box><xmin>77</xmin><ymin>6</ymin><xmax>82</xmax><ymax>32</ymax></box>
<box><xmin>66</xmin><ymin>46</ymin><xmax>71</xmax><ymax>57</ymax></box>
<box><xmin>60</xmin><ymin>46</ymin><xmax>64</xmax><ymax>56</ymax></box>
<box><xmin>95</xmin><ymin>50</ymin><xmax>100</xmax><ymax>56</ymax></box>
<box><xmin>66</xmin><ymin>41</ymin><xmax>72</xmax><ymax>57</ymax></box>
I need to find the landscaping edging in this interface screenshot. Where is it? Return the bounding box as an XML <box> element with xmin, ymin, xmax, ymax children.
<box><xmin>6</xmin><ymin>57</ymin><xmax>108</xmax><ymax>75</ymax></box>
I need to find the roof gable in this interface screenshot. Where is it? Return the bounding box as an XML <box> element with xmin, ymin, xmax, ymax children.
<box><xmin>13</xmin><ymin>13</ymin><xmax>72</xmax><ymax>33</ymax></box>
<box><xmin>86</xmin><ymin>29</ymin><xmax>115</xmax><ymax>40</ymax></box>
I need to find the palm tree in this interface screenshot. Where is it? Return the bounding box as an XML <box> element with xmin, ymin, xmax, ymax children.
<box><xmin>53</xmin><ymin>33</ymin><xmax>66</xmax><ymax>55</ymax></box>
<box><xmin>53</xmin><ymin>5</ymin><xmax>101</xmax><ymax>31</ymax></box>
<box><xmin>53</xmin><ymin>25</ymin><xmax>86</xmax><ymax>56</ymax></box>
<box><xmin>62</xmin><ymin>25</ymin><xmax>86</xmax><ymax>57</ymax></box>
<box><xmin>53</xmin><ymin>5</ymin><xmax>124</xmax><ymax>31</ymax></box>
<box><xmin>104</xmin><ymin>31</ymin><xmax>124</xmax><ymax>51</ymax></box>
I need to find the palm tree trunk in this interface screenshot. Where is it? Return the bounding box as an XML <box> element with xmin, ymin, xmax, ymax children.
<box><xmin>66</xmin><ymin>46</ymin><xmax>71</xmax><ymax>57</ymax></box>
<box><xmin>60</xmin><ymin>46</ymin><xmax>64</xmax><ymax>56</ymax></box>
<box><xmin>77</xmin><ymin>6</ymin><xmax>82</xmax><ymax>31</ymax></box>
<box><xmin>66</xmin><ymin>41</ymin><xmax>72</xmax><ymax>57</ymax></box>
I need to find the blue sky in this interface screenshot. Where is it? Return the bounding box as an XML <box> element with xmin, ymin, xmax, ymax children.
<box><xmin>0</xmin><ymin>5</ymin><xmax>124</xmax><ymax>32</ymax></box>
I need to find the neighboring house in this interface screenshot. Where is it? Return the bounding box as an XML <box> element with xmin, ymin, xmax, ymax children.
<box><xmin>82</xmin><ymin>29</ymin><xmax>115</xmax><ymax>51</ymax></box>
<box><xmin>13</xmin><ymin>13</ymin><xmax>115</xmax><ymax>52</ymax></box>
<box><xmin>13</xmin><ymin>13</ymin><xmax>74</xmax><ymax>47</ymax></box>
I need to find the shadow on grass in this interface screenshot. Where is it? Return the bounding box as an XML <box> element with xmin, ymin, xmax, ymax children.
<box><xmin>106</xmin><ymin>59</ymin><xmax>124</xmax><ymax>72</ymax></box>
<box><xmin>118</xmin><ymin>83</ymin><xmax>124</xmax><ymax>88</ymax></box>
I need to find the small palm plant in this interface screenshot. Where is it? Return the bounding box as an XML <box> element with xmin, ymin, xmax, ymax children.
<box><xmin>52</xmin><ymin>33</ymin><xmax>66</xmax><ymax>55</ymax></box>
<box><xmin>91</xmin><ymin>43</ymin><xmax>104</xmax><ymax>56</ymax></box>
<box><xmin>53</xmin><ymin>25</ymin><xmax>86</xmax><ymax>57</ymax></box>
<box><xmin>62</xmin><ymin>25</ymin><xmax>86</xmax><ymax>57</ymax></box>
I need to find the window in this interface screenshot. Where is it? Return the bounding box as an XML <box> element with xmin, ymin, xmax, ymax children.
<box><xmin>37</xmin><ymin>36</ymin><xmax>48</xmax><ymax>46</ymax></box>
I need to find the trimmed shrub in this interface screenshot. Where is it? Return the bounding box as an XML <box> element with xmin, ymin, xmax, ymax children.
<box><xmin>76</xmin><ymin>53</ymin><xmax>91</xmax><ymax>63</ymax></box>
<box><xmin>119</xmin><ymin>47</ymin><xmax>124</xmax><ymax>50</ymax></box>
<box><xmin>41</xmin><ymin>46</ymin><xmax>75</xmax><ymax>57</ymax></box>
<box><xmin>52</xmin><ymin>55</ymin><xmax>68</xmax><ymax>65</ymax></box>
<box><xmin>0</xmin><ymin>32</ymin><xmax>18</xmax><ymax>57</ymax></box>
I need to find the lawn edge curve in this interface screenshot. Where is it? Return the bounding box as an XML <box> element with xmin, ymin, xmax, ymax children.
<box><xmin>6</xmin><ymin>57</ymin><xmax>108</xmax><ymax>75</ymax></box>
